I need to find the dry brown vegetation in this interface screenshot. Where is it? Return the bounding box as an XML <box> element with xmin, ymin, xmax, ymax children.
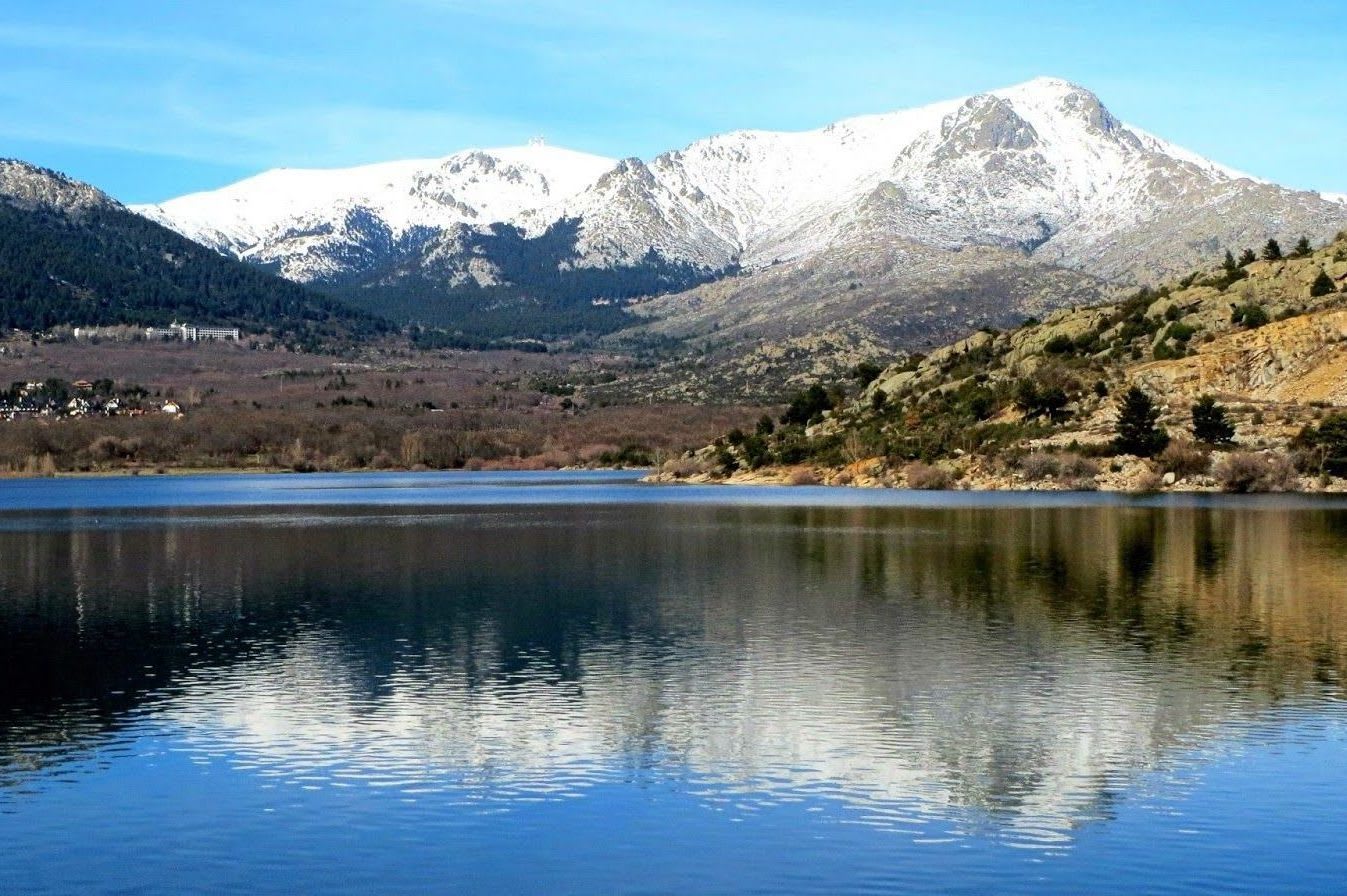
<box><xmin>1211</xmin><ymin>451</ymin><xmax>1301</xmax><ymax>493</ymax></box>
<box><xmin>904</xmin><ymin>461</ymin><xmax>954</xmax><ymax>490</ymax></box>
<box><xmin>1155</xmin><ymin>439</ymin><xmax>1212</xmax><ymax>479</ymax></box>
<box><xmin>0</xmin><ymin>337</ymin><xmax>767</xmax><ymax>475</ymax></box>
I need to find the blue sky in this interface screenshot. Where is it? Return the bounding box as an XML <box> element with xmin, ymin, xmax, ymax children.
<box><xmin>4</xmin><ymin>0</ymin><xmax>1345</xmax><ymax>203</ymax></box>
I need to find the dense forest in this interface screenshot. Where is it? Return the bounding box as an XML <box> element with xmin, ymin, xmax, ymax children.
<box><xmin>329</xmin><ymin>218</ymin><xmax>728</xmax><ymax>340</ymax></box>
<box><xmin>0</xmin><ymin>182</ymin><xmax>391</xmax><ymax>346</ymax></box>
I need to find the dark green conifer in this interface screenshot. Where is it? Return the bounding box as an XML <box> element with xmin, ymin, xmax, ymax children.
<box><xmin>1310</xmin><ymin>269</ymin><xmax>1336</xmax><ymax>297</ymax></box>
<box><xmin>1114</xmin><ymin>387</ymin><xmax>1169</xmax><ymax>457</ymax></box>
<box><xmin>1191</xmin><ymin>395</ymin><xmax>1235</xmax><ymax>444</ymax></box>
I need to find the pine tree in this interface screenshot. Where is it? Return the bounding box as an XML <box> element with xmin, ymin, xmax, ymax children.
<box><xmin>1311</xmin><ymin>269</ymin><xmax>1336</xmax><ymax>297</ymax></box>
<box><xmin>1293</xmin><ymin>236</ymin><xmax>1313</xmax><ymax>258</ymax></box>
<box><xmin>1262</xmin><ymin>239</ymin><xmax>1283</xmax><ymax>261</ymax></box>
<box><xmin>1191</xmin><ymin>395</ymin><xmax>1235</xmax><ymax>444</ymax></box>
<box><xmin>1223</xmin><ymin>250</ymin><xmax>1238</xmax><ymax>273</ymax></box>
<box><xmin>1238</xmin><ymin>248</ymin><xmax>1258</xmax><ymax>267</ymax></box>
<box><xmin>1114</xmin><ymin>386</ymin><xmax>1169</xmax><ymax>457</ymax></box>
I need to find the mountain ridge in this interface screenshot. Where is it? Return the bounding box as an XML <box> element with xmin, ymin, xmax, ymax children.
<box><xmin>0</xmin><ymin>159</ymin><xmax>390</xmax><ymax>343</ymax></box>
<box><xmin>133</xmin><ymin>78</ymin><xmax>1347</xmax><ymax>348</ymax></box>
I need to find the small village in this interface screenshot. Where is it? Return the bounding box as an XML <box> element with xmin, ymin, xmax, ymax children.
<box><xmin>0</xmin><ymin>377</ymin><xmax>182</xmax><ymax>421</ymax></box>
<box><xmin>0</xmin><ymin>321</ymin><xmax>245</xmax><ymax>421</ymax></box>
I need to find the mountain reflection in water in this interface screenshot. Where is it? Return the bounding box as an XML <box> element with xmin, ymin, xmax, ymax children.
<box><xmin>2</xmin><ymin>502</ymin><xmax>1345</xmax><ymax>851</ymax></box>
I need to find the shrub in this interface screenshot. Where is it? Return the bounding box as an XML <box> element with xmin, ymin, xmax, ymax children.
<box><xmin>88</xmin><ymin>435</ymin><xmax>141</xmax><ymax>462</ymax></box>
<box><xmin>1231</xmin><ymin>303</ymin><xmax>1270</xmax><ymax>329</ymax></box>
<box><xmin>1044</xmin><ymin>334</ymin><xmax>1075</xmax><ymax>354</ymax></box>
<box><xmin>1166</xmin><ymin>322</ymin><xmax>1197</xmax><ymax>343</ymax></box>
<box><xmin>1292</xmin><ymin>412</ymin><xmax>1347</xmax><ymax>474</ymax></box>
<box><xmin>1152</xmin><ymin>341</ymin><xmax>1183</xmax><ymax>361</ymax></box>
<box><xmin>904</xmin><ymin>461</ymin><xmax>953</xmax><ymax>490</ymax></box>
<box><xmin>1017</xmin><ymin>451</ymin><xmax>1097</xmax><ymax>482</ymax></box>
<box><xmin>787</xmin><ymin>469</ymin><xmax>819</xmax><ymax>486</ymax></box>
<box><xmin>1134</xmin><ymin>468</ymin><xmax>1165</xmax><ymax>492</ymax></box>
<box><xmin>1156</xmin><ymin>439</ymin><xmax>1211</xmax><ymax>478</ymax></box>
<box><xmin>1059</xmin><ymin>454</ymin><xmax>1100</xmax><ymax>478</ymax></box>
<box><xmin>851</xmin><ymin>361</ymin><xmax>883</xmax><ymax>387</ymax></box>
<box><xmin>1019</xmin><ymin>452</ymin><xmax>1060</xmax><ymax>480</ymax></box>
<box><xmin>662</xmin><ymin>456</ymin><xmax>708</xmax><ymax>479</ymax></box>
<box><xmin>1212</xmin><ymin>452</ymin><xmax>1300</xmax><ymax>493</ymax></box>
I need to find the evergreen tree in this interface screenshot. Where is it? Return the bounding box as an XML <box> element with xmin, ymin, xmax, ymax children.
<box><xmin>1238</xmin><ymin>248</ymin><xmax>1258</xmax><ymax>267</ymax></box>
<box><xmin>781</xmin><ymin>385</ymin><xmax>833</xmax><ymax>426</ymax></box>
<box><xmin>1191</xmin><ymin>395</ymin><xmax>1235</xmax><ymax>444</ymax></box>
<box><xmin>1015</xmin><ymin>379</ymin><xmax>1068</xmax><ymax>421</ymax></box>
<box><xmin>1114</xmin><ymin>387</ymin><xmax>1169</xmax><ymax>457</ymax></box>
<box><xmin>1262</xmin><ymin>239</ymin><xmax>1283</xmax><ymax>261</ymax></box>
<box><xmin>1222</xmin><ymin>250</ymin><xmax>1238</xmax><ymax>273</ymax></box>
<box><xmin>1293</xmin><ymin>236</ymin><xmax>1313</xmax><ymax>258</ymax></box>
<box><xmin>1310</xmin><ymin>268</ymin><xmax>1336</xmax><ymax>297</ymax></box>
<box><xmin>1231</xmin><ymin>303</ymin><xmax>1270</xmax><ymax>328</ymax></box>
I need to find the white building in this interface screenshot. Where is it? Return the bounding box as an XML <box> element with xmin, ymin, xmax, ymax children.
<box><xmin>146</xmin><ymin>322</ymin><xmax>241</xmax><ymax>342</ymax></box>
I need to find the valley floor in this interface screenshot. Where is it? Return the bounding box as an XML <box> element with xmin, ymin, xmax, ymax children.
<box><xmin>0</xmin><ymin>336</ymin><xmax>767</xmax><ymax>476</ymax></box>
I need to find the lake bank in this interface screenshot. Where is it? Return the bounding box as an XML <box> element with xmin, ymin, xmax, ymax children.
<box><xmin>645</xmin><ymin>452</ymin><xmax>1347</xmax><ymax>493</ymax></box>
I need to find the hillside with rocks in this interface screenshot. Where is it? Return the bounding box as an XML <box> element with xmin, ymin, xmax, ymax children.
<box><xmin>660</xmin><ymin>233</ymin><xmax>1347</xmax><ymax>492</ymax></box>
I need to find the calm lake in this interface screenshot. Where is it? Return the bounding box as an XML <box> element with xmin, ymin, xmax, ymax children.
<box><xmin>2</xmin><ymin>471</ymin><xmax>1345</xmax><ymax>894</ymax></box>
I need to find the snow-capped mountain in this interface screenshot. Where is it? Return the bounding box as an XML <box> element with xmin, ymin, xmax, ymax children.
<box><xmin>136</xmin><ymin>142</ymin><xmax>615</xmax><ymax>282</ymax></box>
<box><xmin>544</xmin><ymin>78</ymin><xmax>1341</xmax><ymax>281</ymax></box>
<box><xmin>136</xmin><ymin>77</ymin><xmax>1347</xmax><ymax>333</ymax></box>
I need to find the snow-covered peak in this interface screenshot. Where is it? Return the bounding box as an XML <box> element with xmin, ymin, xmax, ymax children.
<box><xmin>548</xmin><ymin>76</ymin><xmax>1235</xmax><ymax>267</ymax></box>
<box><xmin>135</xmin><ymin>78</ymin><xmax>1347</xmax><ymax>288</ymax></box>
<box><xmin>133</xmin><ymin>144</ymin><xmax>616</xmax><ymax>257</ymax></box>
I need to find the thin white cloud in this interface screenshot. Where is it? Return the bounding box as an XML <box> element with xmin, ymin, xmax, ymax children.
<box><xmin>0</xmin><ymin>82</ymin><xmax>541</xmax><ymax>177</ymax></box>
<box><xmin>0</xmin><ymin>22</ymin><xmax>316</xmax><ymax>73</ymax></box>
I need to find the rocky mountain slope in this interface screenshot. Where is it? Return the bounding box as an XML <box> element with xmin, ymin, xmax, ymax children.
<box><xmin>136</xmin><ymin>79</ymin><xmax>1347</xmax><ymax>345</ymax></box>
<box><xmin>0</xmin><ymin>160</ymin><xmax>388</xmax><ymax>342</ymax></box>
<box><xmin>666</xmin><ymin>233</ymin><xmax>1347</xmax><ymax>490</ymax></box>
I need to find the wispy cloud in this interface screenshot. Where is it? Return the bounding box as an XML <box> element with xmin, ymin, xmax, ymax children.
<box><xmin>0</xmin><ymin>22</ymin><xmax>318</xmax><ymax>73</ymax></box>
<box><xmin>1</xmin><ymin>0</ymin><xmax>1344</xmax><ymax>198</ymax></box>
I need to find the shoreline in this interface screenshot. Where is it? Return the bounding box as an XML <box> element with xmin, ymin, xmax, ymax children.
<box><xmin>3</xmin><ymin>460</ymin><xmax>1340</xmax><ymax>496</ymax></box>
<box><xmin>643</xmin><ymin>455</ymin><xmax>1347</xmax><ymax>494</ymax></box>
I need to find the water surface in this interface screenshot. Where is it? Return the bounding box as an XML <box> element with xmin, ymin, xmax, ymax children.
<box><xmin>1</xmin><ymin>472</ymin><xmax>1345</xmax><ymax>894</ymax></box>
